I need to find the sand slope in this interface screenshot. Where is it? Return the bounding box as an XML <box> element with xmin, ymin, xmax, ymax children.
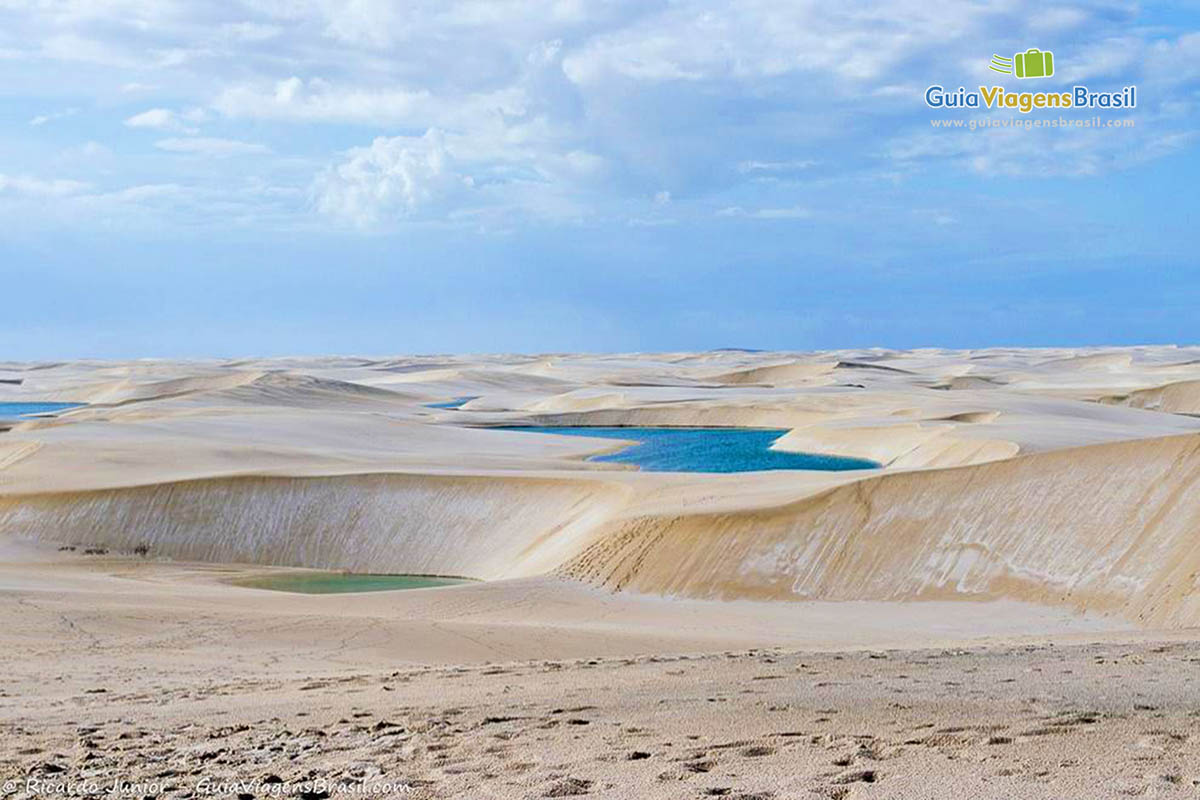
<box><xmin>561</xmin><ymin>433</ymin><xmax>1200</xmax><ymax>625</ymax></box>
<box><xmin>4</xmin><ymin>347</ymin><xmax>1200</xmax><ymax>629</ymax></box>
<box><xmin>0</xmin><ymin>474</ymin><xmax>629</xmax><ymax>580</ymax></box>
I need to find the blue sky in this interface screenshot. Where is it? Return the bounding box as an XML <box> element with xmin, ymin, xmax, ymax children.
<box><xmin>1</xmin><ymin>1</ymin><xmax>1198</xmax><ymax>358</ymax></box>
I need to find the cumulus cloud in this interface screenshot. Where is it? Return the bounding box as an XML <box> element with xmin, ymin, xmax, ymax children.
<box><xmin>313</xmin><ymin>123</ymin><xmax>600</xmax><ymax>227</ymax></box>
<box><xmin>314</xmin><ymin>130</ymin><xmax>474</xmax><ymax>226</ymax></box>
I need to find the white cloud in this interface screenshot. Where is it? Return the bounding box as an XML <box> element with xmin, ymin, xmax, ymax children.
<box><xmin>125</xmin><ymin>108</ymin><xmax>184</xmax><ymax>130</ymax></box>
<box><xmin>313</xmin><ymin>130</ymin><xmax>473</xmax><ymax>226</ymax></box>
<box><xmin>718</xmin><ymin>205</ymin><xmax>810</xmax><ymax>219</ymax></box>
<box><xmin>1144</xmin><ymin>32</ymin><xmax>1200</xmax><ymax>88</ymax></box>
<box><xmin>561</xmin><ymin>1</ymin><xmax>985</xmax><ymax>85</ymax></box>
<box><xmin>213</xmin><ymin>76</ymin><xmax>527</xmax><ymax>129</ymax></box>
<box><xmin>308</xmin><ymin>0</ymin><xmax>596</xmax><ymax>49</ymax></box>
<box><xmin>628</xmin><ymin>216</ymin><xmax>677</xmax><ymax>227</ymax></box>
<box><xmin>221</xmin><ymin>21</ymin><xmax>281</xmax><ymax>42</ymax></box>
<box><xmin>88</xmin><ymin>183</ymin><xmax>187</xmax><ymax>204</ymax></box>
<box><xmin>313</xmin><ymin>122</ymin><xmax>597</xmax><ymax>227</ymax></box>
<box><xmin>0</xmin><ymin>174</ymin><xmax>90</xmax><ymax>196</ymax></box>
<box><xmin>738</xmin><ymin>159</ymin><xmax>818</xmax><ymax>173</ymax></box>
<box><xmin>155</xmin><ymin>137</ymin><xmax>270</xmax><ymax>157</ymax></box>
<box><xmin>30</xmin><ymin>107</ymin><xmax>78</xmax><ymax>126</ymax></box>
<box><xmin>1055</xmin><ymin>35</ymin><xmax>1144</xmax><ymax>83</ymax></box>
<box><xmin>14</xmin><ymin>0</ymin><xmax>191</xmax><ymax>28</ymax></box>
<box><xmin>312</xmin><ymin>0</ymin><xmax>406</xmax><ymax>49</ymax></box>
<box><xmin>57</xmin><ymin>140</ymin><xmax>113</xmax><ymax>163</ymax></box>
<box><xmin>40</xmin><ymin>32</ymin><xmax>138</xmax><ymax>66</ymax></box>
<box><xmin>0</xmin><ymin>175</ymin><xmax>307</xmax><ymax>233</ymax></box>
<box><xmin>753</xmin><ymin>205</ymin><xmax>810</xmax><ymax>219</ymax></box>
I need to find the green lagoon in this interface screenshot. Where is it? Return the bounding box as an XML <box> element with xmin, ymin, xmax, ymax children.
<box><xmin>234</xmin><ymin>572</ymin><xmax>470</xmax><ymax>594</ymax></box>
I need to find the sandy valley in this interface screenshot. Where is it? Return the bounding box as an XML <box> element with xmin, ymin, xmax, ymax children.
<box><xmin>3</xmin><ymin>347</ymin><xmax>1200</xmax><ymax>797</ymax></box>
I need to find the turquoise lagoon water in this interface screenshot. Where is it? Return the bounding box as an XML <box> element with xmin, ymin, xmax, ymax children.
<box><xmin>0</xmin><ymin>402</ymin><xmax>82</xmax><ymax>421</ymax></box>
<box><xmin>234</xmin><ymin>572</ymin><xmax>470</xmax><ymax>594</ymax></box>
<box><xmin>497</xmin><ymin>426</ymin><xmax>880</xmax><ymax>473</ymax></box>
<box><xmin>425</xmin><ymin>396</ymin><xmax>478</xmax><ymax>409</ymax></box>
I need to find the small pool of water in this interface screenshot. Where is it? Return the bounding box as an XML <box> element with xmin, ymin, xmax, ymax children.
<box><xmin>232</xmin><ymin>572</ymin><xmax>471</xmax><ymax>594</ymax></box>
<box><xmin>425</xmin><ymin>396</ymin><xmax>478</xmax><ymax>409</ymax></box>
<box><xmin>0</xmin><ymin>402</ymin><xmax>83</xmax><ymax>421</ymax></box>
<box><xmin>496</xmin><ymin>426</ymin><xmax>880</xmax><ymax>473</ymax></box>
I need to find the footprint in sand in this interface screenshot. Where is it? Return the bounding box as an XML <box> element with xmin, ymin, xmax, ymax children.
<box><xmin>740</xmin><ymin>745</ymin><xmax>775</xmax><ymax>757</ymax></box>
<box><xmin>833</xmin><ymin>769</ymin><xmax>878</xmax><ymax>784</ymax></box>
<box><xmin>543</xmin><ymin>776</ymin><xmax>593</xmax><ymax>796</ymax></box>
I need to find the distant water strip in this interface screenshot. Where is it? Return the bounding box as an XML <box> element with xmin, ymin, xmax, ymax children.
<box><xmin>425</xmin><ymin>396</ymin><xmax>478</xmax><ymax>409</ymax></box>
<box><xmin>0</xmin><ymin>402</ymin><xmax>83</xmax><ymax>421</ymax></box>
<box><xmin>496</xmin><ymin>426</ymin><xmax>880</xmax><ymax>473</ymax></box>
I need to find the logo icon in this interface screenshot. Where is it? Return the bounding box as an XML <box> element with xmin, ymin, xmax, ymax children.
<box><xmin>989</xmin><ymin>48</ymin><xmax>1054</xmax><ymax>79</ymax></box>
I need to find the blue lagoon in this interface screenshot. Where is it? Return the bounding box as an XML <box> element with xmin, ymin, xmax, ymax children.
<box><xmin>0</xmin><ymin>402</ymin><xmax>82</xmax><ymax>421</ymax></box>
<box><xmin>497</xmin><ymin>426</ymin><xmax>880</xmax><ymax>473</ymax></box>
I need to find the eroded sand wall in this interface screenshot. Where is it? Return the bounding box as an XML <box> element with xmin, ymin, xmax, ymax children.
<box><xmin>4</xmin><ymin>433</ymin><xmax>1200</xmax><ymax>626</ymax></box>
<box><xmin>559</xmin><ymin>433</ymin><xmax>1200</xmax><ymax>626</ymax></box>
<box><xmin>0</xmin><ymin>474</ymin><xmax>629</xmax><ymax>580</ymax></box>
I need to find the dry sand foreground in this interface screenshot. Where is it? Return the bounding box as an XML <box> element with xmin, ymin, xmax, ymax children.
<box><xmin>3</xmin><ymin>348</ymin><xmax>1200</xmax><ymax>797</ymax></box>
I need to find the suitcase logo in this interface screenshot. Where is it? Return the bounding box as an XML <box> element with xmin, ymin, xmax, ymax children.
<box><xmin>989</xmin><ymin>48</ymin><xmax>1054</xmax><ymax>79</ymax></box>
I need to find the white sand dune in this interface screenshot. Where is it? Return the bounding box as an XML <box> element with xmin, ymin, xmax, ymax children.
<box><xmin>5</xmin><ymin>347</ymin><xmax>1200</xmax><ymax>629</ymax></box>
<box><xmin>708</xmin><ymin>359</ymin><xmax>839</xmax><ymax>386</ymax></box>
<box><xmin>1100</xmin><ymin>378</ymin><xmax>1200</xmax><ymax>415</ymax></box>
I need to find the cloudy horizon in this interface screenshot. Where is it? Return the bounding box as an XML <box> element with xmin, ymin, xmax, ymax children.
<box><xmin>2</xmin><ymin>1</ymin><xmax>1198</xmax><ymax>358</ymax></box>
